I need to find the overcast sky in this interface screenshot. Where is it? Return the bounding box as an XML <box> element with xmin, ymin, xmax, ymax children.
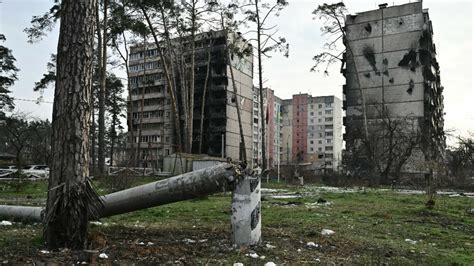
<box><xmin>1</xmin><ymin>0</ymin><xmax>472</xmax><ymax>145</ymax></box>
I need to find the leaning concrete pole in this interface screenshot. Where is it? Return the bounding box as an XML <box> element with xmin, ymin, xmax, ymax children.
<box><xmin>0</xmin><ymin>163</ymin><xmax>243</xmax><ymax>221</ymax></box>
<box><xmin>0</xmin><ymin>205</ymin><xmax>44</xmax><ymax>222</ymax></box>
<box><xmin>0</xmin><ymin>163</ymin><xmax>262</xmax><ymax>246</ymax></box>
<box><xmin>100</xmin><ymin>163</ymin><xmax>243</xmax><ymax>217</ymax></box>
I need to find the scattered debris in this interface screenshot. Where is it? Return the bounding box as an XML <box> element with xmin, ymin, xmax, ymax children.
<box><xmin>246</xmin><ymin>252</ymin><xmax>260</xmax><ymax>259</ymax></box>
<box><xmin>306</xmin><ymin>242</ymin><xmax>319</xmax><ymax>248</ymax></box>
<box><xmin>321</xmin><ymin>229</ymin><xmax>335</xmax><ymax>236</ymax></box>
<box><xmin>265</xmin><ymin>262</ymin><xmax>277</xmax><ymax>266</ymax></box>
<box><xmin>261</xmin><ymin>188</ymin><xmax>287</xmax><ymax>193</ymax></box>
<box><xmin>183</xmin><ymin>238</ymin><xmax>196</xmax><ymax>244</ymax></box>
<box><xmin>265</xmin><ymin>243</ymin><xmax>276</xmax><ymax>249</ymax></box>
<box><xmin>271</xmin><ymin>195</ymin><xmax>301</xmax><ymax>199</ymax></box>
<box><xmin>40</xmin><ymin>250</ymin><xmax>50</xmax><ymax>254</ymax></box>
<box><xmin>405</xmin><ymin>239</ymin><xmax>417</xmax><ymax>245</ymax></box>
<box><xmin>297</xmin><ymin>248</ymin><xmax>302</xmax><ymax>252</ymax></box>
<box><xmin>99</xmin><ymin>253</ymin><xmax>108</xmax><ymax>259</ymax></box>
<box><xmin>147</xmin><ymin>242</ymin><xmax>154</xmax><ymax>246</ymax></box>
<box><xmin>199</xmin><ymin>239</ymin><xmax>208</xmax><ymax>243</ymax></box>
<box><xmin>233</xmin><ymin>263</ymin><xmax>244</xmax><ymax>266</ymax></box>
<box><xmin>0</xmin><ymin>220</ymin><xmax>12</xmax><ymax>226</ymax></box>
<box><xmin>90</xmin><ymin>221</ymin><xmax>103</xmax><ymax>225</ymax></box>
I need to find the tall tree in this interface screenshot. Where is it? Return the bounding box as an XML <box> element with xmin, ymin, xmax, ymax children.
<box><xmin>28</xmin><ymin>119</ymin><xmax>53</xmax><ymax>165</ymax></box>
<box><xmin>97</xmin><ymin>0</ymin><xmax>109</xmax><ymax>175</ymax></box>
<box><xmin>138</xmin><ymin>2</ymin><xmax>182</xmax><ymax>155</ymax></box>
<box><xmin>44</xmin><ymin>0</ymin><xmax>102</xmax><ymax>249</ymax></box>
<box><xmin>311</xmin><ymin>2</ymin><xmax>369</xmax><ymax>152</ymax></box>
<box><xmin>243</xmin><ymin>0</ymin><xmax>289</xmax><ymax>170</ymax></box>
<box><xmin>0</xmin><ymin>114</ymin><xmax>31</xmax><ymax>173</ymax></box>
<box><xmin>105</xmin><ymin>74</ymin><xmax>125</xmax><ymax>167</ymax></box>
<box><xmin>109</xmin><ymin>0</ymin><xmax>147</xmax><ymax>166</ymax></box>
<box><xmin>0</xmin><ymin>34</ymin><xmax>18</xmax><ymax>115</ymax></box>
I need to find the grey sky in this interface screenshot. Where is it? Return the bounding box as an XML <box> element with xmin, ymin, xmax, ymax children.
<box><xmin>1</xmin><ymin>0</ymin><xmax>472</xmax><ymax>145</ymax></box>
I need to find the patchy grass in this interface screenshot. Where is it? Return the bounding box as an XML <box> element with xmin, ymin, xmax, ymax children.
<box><xmin>0</xmin><ymin>179</ymin><xmax>473</xmax><ymax>264</ymax></box>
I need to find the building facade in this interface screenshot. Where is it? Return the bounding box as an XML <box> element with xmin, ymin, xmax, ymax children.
<box><xmin>266</xmin><ymin>89</ymin><xmax>283</xmax><ymax>168</ymax></box>
<box><xmin>128</xmin><ymin>30</ymin><xmax>253</xmax><ymax>170</ymax></box>
<box><xmin>343</xmin><ymin>2</ymin><xmax>445</xmax><ymax>175</ymax></box>
<box><xmin>281</xmin><ymin>94</ymin><xmax>343</xmax><ymax>171</ymax></box>
<box><xmin>251</xmin><ymin>88</ymin><xmax>283</xmax><ymax>169</ymax></box>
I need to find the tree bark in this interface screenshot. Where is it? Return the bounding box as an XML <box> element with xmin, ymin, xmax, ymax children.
<box><xmin>98</xmin><ymin>0</ymin><xmax>108</xmax><ymax>175</ymax></box>
<box><xmin>44</xmin><ymin>0</ymin><xmax>102</xmax><ymax>250</ymax></box>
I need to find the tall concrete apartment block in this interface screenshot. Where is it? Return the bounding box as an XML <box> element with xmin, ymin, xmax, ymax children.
<box><xmin>251</xmin><ymin>87</ymin><xmax>283</xmax><ymax>168</ymax></box>
<box><xmin>343</xmin><ymin>2</ymin><xmax>445</xmax><ymax>173</ymax></box>
<box><xmin>128</xmin><ymin>30</ymin><xmax>253</xmax><ymax>169</ymax></box>
<box><xmin>282</xmin><ymin>94</ymin><xmax>343</xmax><ymax>171</ymax></box>
<box><xmin>266</xmin><ymin>89</ymin><xmax>283</xmax><ymax>168</ymax></box>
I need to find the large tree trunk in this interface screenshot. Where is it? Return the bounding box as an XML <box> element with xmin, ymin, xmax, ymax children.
<box><xmin>98</xmin><ymin>0</ymin><xmax>108</xmax><ymax>175</ymax></box>
<box><xmin>44</xmin><ymin>0</ymin><xmax>102</xmax><ymax>250</ymax></box>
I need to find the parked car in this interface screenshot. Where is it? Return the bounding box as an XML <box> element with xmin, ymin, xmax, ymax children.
<box><xmin>0</xmin><ymin>169</ymin><xmax>13</xmax><ymax>178</ymax></box>
<box><xmin>0</xmin><ymin>166</ymin><xmax>16</xmax><ymax>179</ymax></box>
<box><xmin>0</xmin><ymin>165</ymin><xmax>49</xmax><ymax>180</ymax></box>
<box><xmin>23</xmin><ymin>165</ymin><xmax>49</xmax><ymax>179</ymax></box>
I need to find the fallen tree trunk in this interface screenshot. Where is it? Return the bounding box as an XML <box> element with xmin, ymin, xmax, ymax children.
<box><xmin>0</xmin><ymin>163</ymin><xmax>244</xmax><ymax>222</ymax></box>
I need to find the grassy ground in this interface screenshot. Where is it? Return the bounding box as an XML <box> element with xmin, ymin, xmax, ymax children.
<box><xmin>0</xmin><ymin>179</ymin><xmax>473</xmax><ymax>264</ymax></box>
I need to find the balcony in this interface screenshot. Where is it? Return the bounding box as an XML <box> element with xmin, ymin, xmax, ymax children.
<box><xmin>130</xmin><ymin>92</ymin><xmax>165</xmax><ymax>101</ymax></box>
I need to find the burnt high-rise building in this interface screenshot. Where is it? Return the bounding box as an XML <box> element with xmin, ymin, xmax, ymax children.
<box><xmin>128</xmin><ymin>30</ymin><xmax>253</xmax><ymax>170</ymax></box>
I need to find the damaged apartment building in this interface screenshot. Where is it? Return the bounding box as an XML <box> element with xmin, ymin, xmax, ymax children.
<box><xmin>281</xmin><ymin>94</ymin><xmax>343</xmax><ymax>172</ymax></box>
<box><xmin>342</xmin><ymin>2</ymin><xmax>445</xmax><ymax>177</ymax></box>
<box><xmin>251</xmin><ymin>87</ymin><xmax>283</xmax><ymax>169</ymax></box>
<box><xmin>128</xmin><ymin>30</ymin><xmax>253</xmax><ymax>169</ymax></box>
